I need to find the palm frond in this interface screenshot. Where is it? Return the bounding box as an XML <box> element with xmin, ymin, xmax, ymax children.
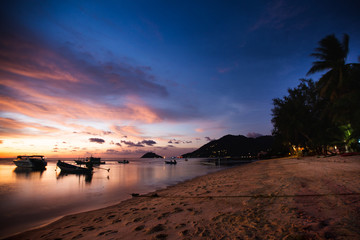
<box><xmin>307</xmin><ymin>61</ymin><xmax>331</xmax><ymax>75</ymax></box>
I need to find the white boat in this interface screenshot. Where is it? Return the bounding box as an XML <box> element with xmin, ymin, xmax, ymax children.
<box><xmin>13</xmin><ymin>155</ymin><xmax>47</xmax><ymax>169</ymax></box>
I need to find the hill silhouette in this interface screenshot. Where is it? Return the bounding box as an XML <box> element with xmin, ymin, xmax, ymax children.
<box><xmin>141</xmin><ymin>152</ymin><xmax>163</xmax><ymax>158</ymax></box>
<box><xmin>182</xmin><ymin>134</ymin><xmax>274</xmax><ymax>158</ymax></box>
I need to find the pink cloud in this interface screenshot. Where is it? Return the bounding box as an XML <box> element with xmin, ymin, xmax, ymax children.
<box><xmin>110</xmin><ymin>125</ymin><xmax>143</xmax><ymax>136</ymax></box>
<box><xmin>0</xmin><ymin>117</ymin><xmax>59</xmax><ymax>137</ymax></box>
<box><xmin>0</xmin><ymin>28</ymin><xmax>167</xmax><ymax>128</ymax></box>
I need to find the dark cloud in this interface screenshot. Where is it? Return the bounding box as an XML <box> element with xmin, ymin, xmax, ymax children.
<box><xmin>168</xmin><ymin>139</ymin><xmax>192</xmax><ymax>144</ymax></box>
<box><xmin>103</xmin><ymin>131</ymin><xmax>112</xmax><ymax>135</ymax></box>
<box><xmin>205</xmin><ymin>137</ymin><xmax>215</xmax><ymax>142</ymax></box>
<box><xmin>120</xmin><ymin>139</ymin><xmax>157</xmax><ymax>147</ymax></box>
<box><xmin>141</xmin><ymin>140</ymin><xmax>156</xmax><ymax>146</ymax></box>
<box><xmin>89</xmin><ymin>138</ymin><xmax>105</xmax><ymax>144</ymax></box>
<box><xmin>168</xmin><ymin>139</ymin><xmax>180</xmax><ymax>144</ymax></box>
<box><xmin>121</xmin><ymin>140</ymin><xmax>144</xmax><ymax>147</ymax></box>
<box><xmin>246</xmin><ymin>132</ymin><xmax>263</xmax><ymax>138</ymax></box>
<box><xmin>116</xmin><ymin>143</ymin><xmax>122</xmax><ymax>147</ymax></box>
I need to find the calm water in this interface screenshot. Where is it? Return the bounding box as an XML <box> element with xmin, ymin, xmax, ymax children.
<box><xmin>0</xmin><ymin>158</ymin><xmax>227</xmax><ymax>238</ymax></box>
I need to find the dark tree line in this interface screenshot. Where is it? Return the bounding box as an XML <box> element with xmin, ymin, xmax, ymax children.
<box><xmin>272</xmin><ymin>34</ymin><xmax>360</xmax><ymax>155</ymax></box>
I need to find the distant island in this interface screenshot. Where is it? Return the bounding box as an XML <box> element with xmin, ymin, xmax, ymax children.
<box><xmin>182</xmin><ymin>134</ymin><xmax>274</xmax><ymax>158</ymax></box>
<box><xmin>141</xmin><ymin>152</ymin><xmax>163</xmax><ymax>158</ymax></box>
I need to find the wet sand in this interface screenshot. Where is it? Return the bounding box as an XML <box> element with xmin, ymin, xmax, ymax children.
<box><xmin>5</xmin><ymin>155</ymin><xmax>360</xmax><ymax>239</ymax></box>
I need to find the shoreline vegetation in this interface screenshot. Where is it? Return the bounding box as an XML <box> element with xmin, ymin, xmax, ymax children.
<box><xmin>5</xmin><ymin>155</ymin><xmax>360</xmax><ymax>240</ymax></box>
<box><xmin>271</xmin><ymin>34</ymin><xmax>360</xmax><ymax>156</ymax></box>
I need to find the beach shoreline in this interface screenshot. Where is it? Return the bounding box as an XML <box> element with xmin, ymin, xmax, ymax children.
<box><xmin>5</xmin><ymin>155</ymin><xmax>360</xmax><ymax>239</ymax></box>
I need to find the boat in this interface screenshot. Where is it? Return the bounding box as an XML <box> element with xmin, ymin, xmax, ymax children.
<box><xmin>13</xmin><ymin>155</ymin><xmax>47</xmax><ymax>169</ymax></box>
<box><xmin>165</xmin><ymin>160</ymin><xmax>177</xmax><ymax>164</ymax></box>
<box><xmin>118</xmin><ymin>160</ymin><xmax>129</xmax><ymax>164</ymax></box>
<box><xmin>74</xmin><ymin>156</ymin><xmax>105</xmax><ymax>165</ymax></box>
<box><xmin>87</xmin><ymin>156</ymin><xmax>105</xmax><ymax>164</ymax></box>
<box><xmin>74</xmin><ymin>158</ymin><xmax>86</xmax><ymax>164</ymax></box>
<box><xmin>57</xmin><ymin>160</ymin><xmax>93</xmax><ymax>174</ymax></box>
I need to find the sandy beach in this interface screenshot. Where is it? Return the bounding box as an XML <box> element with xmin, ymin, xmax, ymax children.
<box><xmin>5</xmin><ymin>155</ymin><xmax>360</xmax><ymax>240</ymax></box>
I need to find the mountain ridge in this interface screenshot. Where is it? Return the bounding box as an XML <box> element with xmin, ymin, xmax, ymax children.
<box><xmin>182</xmin><ymin>134</ymin><xmax>274</xmax><ymax>158</ymax></box>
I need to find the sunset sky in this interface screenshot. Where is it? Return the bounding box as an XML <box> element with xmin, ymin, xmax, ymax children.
<box><xmin>1</xmin><ymin>0</ymin><xmax>359</xmax><ymax>158</ymax></box>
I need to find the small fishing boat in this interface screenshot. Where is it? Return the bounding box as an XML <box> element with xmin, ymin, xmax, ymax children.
<box><xmin>165</xmin><ymin>160</ymin><xmax>177</xmax><ymax>164</ymax></box>
<box><xmin>13</xmin><ymin>155</ymin><xmax>47</xmax><ymax>169</ymax></box>
<box><xmin>118</xmin><ymin>160</ymin><xmax>130</xmax><ymax>164</ymax></box>
<box><xmin>86</xmin><ymin>156</ymin><xmax>105</xmax><ymax>164</ymax></box>
<box><xmin>74</xmin><ymin>156</ymin><xmax>105</xmax><ymax>165</ymax></box>
<box><xmin>74</xmin><ymin>158</ymin><xmax>86</xmax><ymax>165</ymax></box>
<box><xmin>57</xmin><ymin>160</ymin><xmax>93</xmax><ymax>174</ymax></box>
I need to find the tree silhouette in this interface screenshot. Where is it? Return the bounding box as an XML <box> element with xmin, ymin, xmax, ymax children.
<box><xmin>272</xmin><ymin>34</ymin><xmax>360</xmax><ymax>154</ymax></box>
<box><xmin>307</xmin><ymin>34</ymin><xmax>350</xmax><ymax>101</ymax></box>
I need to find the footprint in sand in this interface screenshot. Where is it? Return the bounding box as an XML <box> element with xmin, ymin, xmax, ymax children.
<box><xmin>112</xmin><ymin>219</ymin><xmax>121</xmax><ymax>224</ymax></box>
<box><xmin>154</xmin><ymin>233</ymin><xmax>168</xmax><ymax>239</ymax></box>
<box><xmin>147</xmin><ymin>224</ymin><xmax>166</xmax><ymax>234</ymax></box>
<box><xmin>179</xmin><ymin>229</ymin><xmax>189</xmax><ymax>236</ymax></box>
<box><xmin>61</xmin><ymin>231</ymin><xmax>74</xmax><ymax>236</ymax></box>
<box><xmin>174</xmin><ymin>207</ymin><xmax>183</xmax><ymax>213</ymax></box>
<box><xmin>71</xmin><ymin>233</ymin><xmax>83</xmax><ymax>239</ymax></box>
<box><xmin>134</xmin><ymin>225</ymin><xmax>145</xmax><ymax>231</ymax></box>
<box><xmin>93</xmin><ymin>217</ymin><xmax>103</xmax><ymax>223</ymax></box>
<box><xmin>97</xmin><ymin>230</ymin><xmax>118</xmax><ymax>236</ymax></box>
<box><xmin>175</xmin><ymin>223</ymin><xmax>186</xmax><ymax>229</ymax></box>
<box><xmin>82</xmin><ymin>226</ymin><xmax>95</xmax><ymax>231</ymax></box>
<box><xmin>157</xmin><ymin>212</ymin><xmax>171</xmax><ymax>220</ymax></box>
<box><xmin>64</xmin><ymin>224</ymin><xmax>76</xmax><ymax>229</ymax></box>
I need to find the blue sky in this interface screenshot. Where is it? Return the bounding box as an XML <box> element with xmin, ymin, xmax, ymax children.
<box><xmin>0</xmin><ymin>0</ymin><xmax>359</xmax><ymax>157</ymax></box>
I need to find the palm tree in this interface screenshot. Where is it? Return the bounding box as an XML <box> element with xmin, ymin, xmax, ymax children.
<box><xmin>307</xmin><ymin>34</ymin><xmax>360</xmax><ymax>151</ymax></box>
<box><xmin>307</xmin><ymin>34</ymin><xmax>350</xmax><ymax>101</ymax></box>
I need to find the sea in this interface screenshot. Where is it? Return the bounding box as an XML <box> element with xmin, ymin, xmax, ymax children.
<box><xmin>0</xmin><ymin>157</ymin><xmax>229</xmax><ymax>238</ymax></box>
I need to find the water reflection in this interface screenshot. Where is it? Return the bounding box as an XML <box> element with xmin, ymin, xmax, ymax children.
<box><xmin>13</xmin><ymin>167</ymin><xmax>46</xmax><ymax>179</ymax></box>
<box><xmin>0</xmin><ymin>158</ymin><xmax>228</xmax><ymax>238</ymax></box>
<box><xmin>56</xmin><ymin>171</ymin><xmax>93</xmax><ymax>183</ymax></box>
